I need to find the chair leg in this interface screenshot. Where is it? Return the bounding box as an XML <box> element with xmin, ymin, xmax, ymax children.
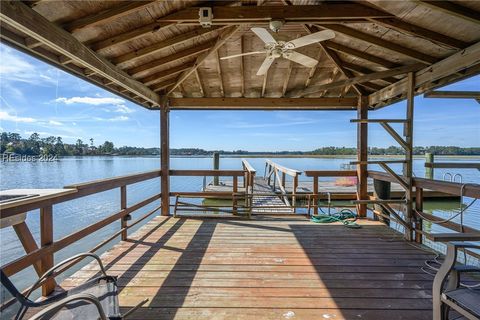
<box><xmin>440</xmin><ymin>303</ymin><xmax>450</xmax><ymax>320</ymax></box>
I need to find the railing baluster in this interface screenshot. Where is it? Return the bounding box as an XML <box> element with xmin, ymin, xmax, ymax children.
<box><xmin>415</xmin><ymin>187</ymin><xmax>423</xmax><ymax>244</ymax></box>
<box><xmin>233</xmin><ymin>175</ymin><xmax>238</xmax><ymax>215</ymax></box>
<box><xmin>121</xmin><ymin>185</ymin><xmax>128</xmax><ymax>241</ymax></box>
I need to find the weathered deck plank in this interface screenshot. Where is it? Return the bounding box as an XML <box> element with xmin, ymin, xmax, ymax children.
<box><xmin>57</xmin><ymin>215</ymin><xmax>435</xmax><ymax>320</ymax></box>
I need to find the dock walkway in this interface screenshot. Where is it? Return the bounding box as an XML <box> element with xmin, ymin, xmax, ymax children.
<box><xmin>56</xmin><ymin>215</ymin><xmax>435</xmax><ymax>320</ymax></box>
<box><xmin>250</xmin><ymin>177</ymin><xmax>293</xmax><ymax>214</ymax></box>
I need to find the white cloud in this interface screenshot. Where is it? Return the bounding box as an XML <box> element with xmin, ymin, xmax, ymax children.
<box><xmin>108</xmin><ymin>116</ymin><xmax>129</xmax><ymax>122</ymax></box>
<box><xmin>49</xmin><ymin>120</ymin><xmax>63</xmax><ymax>126</ymax></box>
<box><xmin>113</xmin><ymin>104</ymin><xmax>134</xmax><ymax>114</ymax></box>
<box><xmin>55</xmin><ymin>96</ymin><xmax>125</xmax><ymax>106</ymax></box>
<box><xmin>0</xmin><ymin>111</ymin><xmax>36</xmax><ymax>123</ymax></box>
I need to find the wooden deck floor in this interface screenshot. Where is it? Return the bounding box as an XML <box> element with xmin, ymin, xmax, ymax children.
<box><xmin>61</xmin><ymin>215</ymin><xmax>435</xmax><ymax>319</ymax></box>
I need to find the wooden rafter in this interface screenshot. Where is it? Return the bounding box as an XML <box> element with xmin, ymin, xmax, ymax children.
<box><xmin>342</xmin><ymin>62</ymin><xmax>398</xmax><ymax>84</ymax></box>
<box><xmin>167</xmin><ymin>97</ymin><xmax>358</xmax><ymax>110</ymax></box>
<box><xmin>0</xmin><ymin>0</ymin><xmax>160</xmax><ymax>106</ymax></box>
<box><xmin>140</xmin><ymin>63</ymin><xmax>195</xmax><ymax>86</ymax></box>
<box><xmin>113</xmin><ymin>26</ymin><xmax>224</xmax><ymax>66</ymax></box>
<box><xmin>214</xmin><ymin>50</ymin><xmax>225</xmax><ymax>96</ymax></box>
<box><xmin>127</xmin><ymin>41</ymin><xmax>214</xmax><ymax>78</ymax></box>
<box><xmin>89</xmin><ymin>23</ymin><xmax>174</xmax><ymax>52</ymax></box>
<box><xmin>193</xmin><ymin>69</ymin><xmax>205</xmax><ymax>97</ymax></box>
<box><xmin>167</xmin><ymin>26</ymin><xmax>240</xmax><ymax>95</ymax></box>
<box><xmin>369</xmin><ymin>41</ymin><xmax>480</xmax><ymax>107</ymax></box>
<box><xmin>419</xmin><ymin>1</ymin><xmax>480</xmax><ymax>25</ymax></box>
<box><xmin>282</xmin><ymin>61</ymin><xmax>293</xmax><ymax>97</ymax></box>
<box><xmin>240</xmin><ymin>35</ymin><xmax>245</xmax><ymax>97</ymax></box>
<box><xmin>317</xmin><ymin>24</ymin><xmax>438</xmax><ymax>65</ymax></box>
<box><xmin>371</xmin><ymin>18</ymin><xmax>469</xmax><ymax>50</ymax></box>
<box><xmin>288</xmin><ymin>64</ymin><xmax>423</xmax><ymax>98</ymax></box>
<box><xmin>304</xmin><ymin>50</ymin><xmax>322</xmax><ymax>89</ymax></box>
<box><xmin>151</xmin><ymin>79</ymin><xmax>178</xmax><ymax>92</ymax></box>
<box><xmin>156</xmin><ymin>5</ymin><xmax>393</xmax><ymax>24</ymax></box>
<box><xmin>325</xmin><ymin>41</ymin><xmax>400</xmax><ymax>69</ymax></box>
<box><xmin>63</xmin><ymin>1</ymin><xmax>156</xmax><ymax>32</ymax></box>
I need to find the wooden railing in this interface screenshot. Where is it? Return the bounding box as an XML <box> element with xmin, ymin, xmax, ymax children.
<box><xmin>367</xmin><ymin>170</ymin><xmax>480</xmax><ymax>244</ymax></box>
<box><xmin>169</xmin><ymin>169</ymin><xmax>247</xmax><ymax>216</ymax></box>
<box><xmin>0</xmin><ymin>170</ymin><xmax>162</xmax><ymax>298</ymax></box>
<box><xmin>264</xmin><ymin>160</ymin><xmax>301</xmax><ymax>211</ymax></box>
<box><xmin>305</xmin><ymin>170</ymin><xmax>358</xmax><ymax>215</ymax></box>
<box><xmin>242</xmin><ymin>160</ymin><xmax>256</xmax><ymax>214</ymax></box>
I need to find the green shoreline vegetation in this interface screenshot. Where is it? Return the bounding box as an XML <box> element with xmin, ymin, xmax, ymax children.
<box><xmin>1</xmin><ymin>131</ymin><xmax>480</xmax><ymax>157</ymax></box>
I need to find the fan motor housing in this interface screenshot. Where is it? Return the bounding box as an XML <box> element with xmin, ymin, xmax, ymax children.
<box><xmin>269</xmin><ymin>20</ymin><xmax>284</xmax><ymax>33</ymax></box>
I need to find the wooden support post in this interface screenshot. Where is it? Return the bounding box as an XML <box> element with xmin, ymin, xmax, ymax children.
<box><xmin>120</xmin><ymin>185</ymin><xmax>128</xmax><ymax>240</ymax></box>
<box><xmin>415</xmin><ymin>187</ymin><xmax>424</xmax><ymax>244</ymax></box>
<box><xmin>425</xmin><ymin>153</ymin><xmax>434</xmax><ymax>179</ymax></box>
<box><xmin>356</xmin><ymin>96</ymin><xmax>368</xmax><ymax>217</ymax></box>
<box><xmin>232</xmin><ymin>175</ymin><xmax>238</xmax><ymax>215</ymax></box>
<box><xmin>40</xmin><ymin>205</ymin><xmax>55</xmax><ymax>296</ymax></box>
<box><xmin>373</xmin><ymin>179</ymin><xmax>391</xmax><ymax>226</ymax></box>
<box><xmin>404</xmin><ymin>72</ymin><xmax>415</xmax><ymax>241</ymax></box>
<box><xmin>293</xmin><ymin>175</ymin><xmax>298</xmax><ymax>213</ymax></box>
<box><xmin>313</xmin><ymin>177</ymin><xmax>319</xmax><ymax>216</ymax></box>
<box><xmin>213</xmin><ymin>152</ymin><xmax>220</xmax><ymax>186</ymax></box>
<box><xmin>160</xmin><ymin>106</ymin><xmax>170</xmax><ymax>216</ymax></box>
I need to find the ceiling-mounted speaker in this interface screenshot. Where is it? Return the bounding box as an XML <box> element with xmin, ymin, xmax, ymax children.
<box><xmin>199</xmin><ymin>7</ymin><xmax>213</xmax><ymax>28</ymax></box>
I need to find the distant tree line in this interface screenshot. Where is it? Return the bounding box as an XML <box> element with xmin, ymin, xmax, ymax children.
<box><xmin>1</xmin><ymin>132</ymin><xmax>479</xmax><ymax>156</ymax></box>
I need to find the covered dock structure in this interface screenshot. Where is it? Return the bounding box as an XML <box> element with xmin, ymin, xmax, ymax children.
<box><xmin>1</xmin><ymin>0</ymin><xmax>480</xmax><ymax>319</ymax></box>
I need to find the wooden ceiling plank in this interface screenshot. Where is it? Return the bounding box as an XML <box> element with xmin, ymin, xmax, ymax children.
<box><xmin>419</xmin><ymin>1</ymin><xmax>480</xmax><ymax>25</ymax></box>
<box><xmin>127</xmin><ymin>41</ymin><xmax>214</xmax><ymax>78</ymax></box>
<box><xmin>113</xmin><ymin>26</ymin><xmax>223</xmax><ymax>66</ymax></box>
<box><xmin>288</xmin><ymin>63</ymin><xmax>424</xmax><ymax>98</ymax></box>
<box><xmin>371</xmin><ymin>18</ymin><xmax>469</xmax><ymax>50</ymax></box>
<box><xmin>304</xmin><ymin>50</ymin><xmax>322</xmax><ymax>89</ymax></box>
<box><xmin>140</xmin><ymin>63</ymin><xmax>195</xmax><ymax>86</ymax></box>
<box><xmin>325</xmin><ymin>41</ymin><xmax>400</xmax><ymax>69</ymax></box>
<box><xmin>63</xmin><ymin>1</ymin><xmax>156</xmax><ymax>32</ymax></box>
<box><xmin>0</xmin><ymin>1</ymin><xmax>160</xmax><ymax>106</ymax></box>
<box><xmin>89</xmin><ymin>23</ymin><xmax>175</xmax><ymax>52</ymax></box>
<box><xmin>168</xmin><ymin>97</ymin><xmax>358</xmax><ymax>110</ymax></box>
<box><xmin>318</xmin><ymin>24</ymin><xmax>438</xmax><ymax>65</ymax></box>
<box><xmin>156</xmin><ymin>5</ymin><xmax>393</xmax><ymax>23</ymax></box>
<box><xmin>167</xmin><ymin>26</ymin><xmax>240</xmax><ymax>95</ymax></box>
<box><xmin>369</xmin><ymin>41</ymin><xmax>480</xmax><ymax>107</ymax></box>
<box><xmin>240</xmin><ymin>35</ymin><xmax>245</xmax><ymax>97</ymax></box>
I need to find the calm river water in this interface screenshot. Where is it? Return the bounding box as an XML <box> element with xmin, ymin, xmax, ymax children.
<box><xmin>1</xmin><ymin>155</ymin><xmax>479</xmax><ymax>297</ymax></box>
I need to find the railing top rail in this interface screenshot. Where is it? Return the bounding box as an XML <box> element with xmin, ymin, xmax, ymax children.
<box><xmin>305</xmin><ymin>170</ymin><xmax>357</xmax><ymax>177</ymax></box>
<box><xmin>169</xmin><ymin>169</ymin><xmax>244</xmax><ymax>177</ymax></box>
<box><xmin>368</xmin><ymin>170</ymin><xmax>480</xmax><ymax>199</ymax></box>
<box><xmin>242</xmin><ymin>159</ymin><xmax>256</xmax><ymax>174</ymax></box>
<box><xmin>425</xmin><ymin>162</ymin><xmax>480</xmax><ymax>169</ymax></box>
<box><xmin>65</xmin><ymin>169</ymin><xmax>162</xmax><ymax>190</ymax></box>
<box><xmin>265</xmin><ymin>159</ymin><xmax>302</xmax><ymax>177</ymax></box>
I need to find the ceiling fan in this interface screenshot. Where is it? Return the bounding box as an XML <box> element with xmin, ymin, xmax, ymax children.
<box><xmin>220</xmin><ymin>26</ymin><xmax>335</xmax><ymax>76</ymax></box>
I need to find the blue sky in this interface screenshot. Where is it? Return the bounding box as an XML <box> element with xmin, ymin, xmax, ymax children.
<box><xmin>0</xmin><ymin>43</ymin><xmax>478</xmax><ymax>151</ymax></box>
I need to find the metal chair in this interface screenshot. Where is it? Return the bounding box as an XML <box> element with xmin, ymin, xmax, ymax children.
<box><xmin>1</xmin><ymin>252</ymin><xmax>147</xmax><ymax>320</ymax></box>
<box><xmin>432</xmin><ymin>242</ymin><xmax>480</xmax><ymax>320</ymax></box>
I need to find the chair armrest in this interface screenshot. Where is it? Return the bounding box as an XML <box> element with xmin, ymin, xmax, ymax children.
<box><xmin>28</xmin><ymin>293</ymin><xmax>107</xmax><ymax>320</ymax></box>
<box><xmin>25</xmin><ymin>253</ymin><xmax>107</xmax><ymax>300</ymax></box>
<box><xmin>448</xmin><ymin>241</ymin><xmax>480</xmax><ymax>250</ymax></box>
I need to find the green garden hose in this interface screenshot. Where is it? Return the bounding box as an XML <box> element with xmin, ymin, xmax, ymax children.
<box><xmin>311</xmin><ymin>209</ymin><xmax>361</xmax><ymax>229</ymax></box>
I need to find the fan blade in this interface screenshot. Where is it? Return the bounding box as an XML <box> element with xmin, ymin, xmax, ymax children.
<box><xmin>283</xmin><ymin>51</ymin><xmax>318</xmax><ymax>68</ymax></box>
<box><xmin>251</xmin><ymin>27</ymin><xmax>277</xmax><ymax>45</ymax></box>
<box><xmin>256</xmin><ymin>56</ymin><xmax>275</xmax><ymax>76</ymax></box>
<box><xmin>285</xmin><ymin>30</ymin><xmax>335</xmax><ymax>49</ymax></box>
<box><xmin>220</xmin><ymin>51</ymin><xmax>265</xmax><ymax>60</ymax></box>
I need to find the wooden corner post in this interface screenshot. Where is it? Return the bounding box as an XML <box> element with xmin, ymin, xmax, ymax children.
<box><xmin>356</xmin><ymin>96</ymin><xmax>368</xmax><ymax>217</ymax></box>
<box><xmin>404</xmin><ymin>72</ymin><xmax>415</xmax><ymax>241</ymax></box>
<box><xmin>160</xmin><ymin>103</ymin><xmax>170</xmax><ymax>216</ymax></box>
